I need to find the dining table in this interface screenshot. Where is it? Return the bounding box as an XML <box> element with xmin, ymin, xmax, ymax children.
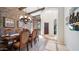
<box><xmin>1</xmin><ymin>33</ymin><xmax>19</xmax><ymax>50</ymax></box>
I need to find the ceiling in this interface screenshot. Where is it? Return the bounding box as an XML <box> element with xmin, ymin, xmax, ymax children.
<box><xmin>21</xmin><ymin>7</ymin><xmax>45</xmax><ymax>21</ymax></box>
<box><xmin>23</xmin><ymin>7</ymin><xmax>43</xmax><ymax>13</ymax></box>
<box><xmin>23</xmin><ymin>7</ymin><xmax>45</xmax><ymax>15</ymax></box>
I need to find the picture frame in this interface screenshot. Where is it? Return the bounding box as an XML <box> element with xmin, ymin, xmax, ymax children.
<box><xmin>0</xmin><ymin>19</ymin><xmax>3</xmax><ymax>27</ymax></box>
<box><xmin>68</xmin><ymin>7</ymin><xmax>79</xmax><ymax>31</ymax></box>
<box><xmin>3</xmin><ymin>17</ymin><xmax>15</xmax><ymax>28</ymax></box>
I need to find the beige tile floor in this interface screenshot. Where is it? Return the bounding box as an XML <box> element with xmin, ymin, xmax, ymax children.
<box><xmin>28</xmin><ymin>35</ymin><xmax>68</xmax><ymax>51</ymax></box>
<box><xmin>45</xmin><ymin>40</ymin><xmax>56</xmax><ymax>51</ymax></box>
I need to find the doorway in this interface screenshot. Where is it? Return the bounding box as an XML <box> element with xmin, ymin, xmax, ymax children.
<box><xmin>44</xmin><ymin>22</ymin><xmax>49</xmax><ymax>34</ymax></box>
<box><xmin>54</xmin><ymin>19</ymin><xmax>57</xmax><ymax>35</ymax></box>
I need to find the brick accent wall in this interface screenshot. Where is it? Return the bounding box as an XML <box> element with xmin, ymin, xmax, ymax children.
<box><xmin>0</xmin><ymin>7</ymin><xmax>26</xmax><ymax>28</ymax></box>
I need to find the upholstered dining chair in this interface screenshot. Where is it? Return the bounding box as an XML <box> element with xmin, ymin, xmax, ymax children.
<box><xmin>28</xmin><ymin>29</ymin><xmax>38</xmax><ymax>48</ymax></box>
<box><xmin>15</xmin><ymin>28</ymin><xmax>22</xmax><ymax>34</ymax></box>
<box><xmin>13</xmin><ymin>29</ymin><xmax>30</xmax><ymax>51</ymax></box>
<box><xmin>4</xmin><ymin>28</ymin><xmax>13</xmax><ymax>35</ymax></box>
<box><xmin>0</xmin><ymin>36</ymin><xmax>8</xmax><ymax>51</ymax></box>
<box><xmin>0</xmin><ymin>28</ymin><xmax>8</xmax><ymax>51</ymax></box>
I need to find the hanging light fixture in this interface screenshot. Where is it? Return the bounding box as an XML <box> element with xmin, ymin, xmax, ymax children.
<box><xmin>19</xmin><ymin>15</ymin><xmax>32</xmax><ymax>24</ymax></box>
<box><xmin>28</xmin><ymin>17</ymin><xmax>32</xmax><ymax>20</ymax></box>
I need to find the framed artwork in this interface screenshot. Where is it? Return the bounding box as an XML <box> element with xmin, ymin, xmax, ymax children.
<box><xmin>67</xmin><ymin>7</ymin><xmax>79</xmax><ymax>31</ymax></box>
<box><xmin>3</xmin><ymin>17</ymin><xmax>15</xmax><ymax>28</ymax></box>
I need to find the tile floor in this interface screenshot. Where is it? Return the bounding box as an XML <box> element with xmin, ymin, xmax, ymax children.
<box><xmin>22</xmin><ymin>35</ymin><xmax>68</xmax><ymax>51</ymax></box>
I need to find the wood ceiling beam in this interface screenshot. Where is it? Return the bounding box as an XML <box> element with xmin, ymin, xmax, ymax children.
<box><xmin>27</xmin><ymin>7</ymin><xmax>45</xmax><ymax>15</ymax></box>
<box><xmin>18</xmin><ymin>7</ymin><xmax>26</xmax><ymax>10</ymax></box>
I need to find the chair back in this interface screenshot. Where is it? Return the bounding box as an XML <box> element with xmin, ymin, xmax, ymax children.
<box><xmin>20</xmin><ymin>29</ymin><xmax>30</xmax><ymax>48</ymax></box>
<box><xmin>4</xmin><ymin>28</ymin><xmax>14</xmax><ymax>35</ymax></box>
<box><xmin>32</xmin><ymin>29</ymin><xmax>37</xmax><ymax>40</ymax></box>
<box><xmin>15</xmin><ymin>28</ymin><xmax>22</xmax><ymax>33</ymax></box>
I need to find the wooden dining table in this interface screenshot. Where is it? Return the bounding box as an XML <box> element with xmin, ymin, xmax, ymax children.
<box><xmin>1</xmin><ymin>33</ymin><xmax>19</xmax><ymax>50</ymax></box>
<box><xmin>1</xmin><ymin>33</ymin><xmax>19</xmax><ymax>39</ymax></box>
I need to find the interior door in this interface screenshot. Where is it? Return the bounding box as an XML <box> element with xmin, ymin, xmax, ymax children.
<box><xmin>44</xmin><ymin>23</ymin><xmax>49</xmax><ymax>34</ymax></box>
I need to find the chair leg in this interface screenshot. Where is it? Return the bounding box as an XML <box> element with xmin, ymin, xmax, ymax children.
<box><xmin>31</xmin><ymin>41</ymin><xmax>32</xmax><ymax>48</ymax></box>
<box><xmin>26</xmin><ymin>43</ymin><xmax>29</xmax><ymax>51</ymax></box>
<box><xmin>19</xmin><ymin>48</ymin><xmax>21</xmax><ymax>51</ymax></box>
<box><xmin>34</xmin><ymin>39</ymin><xmax>37</xmax><ymax>44</ymax></box>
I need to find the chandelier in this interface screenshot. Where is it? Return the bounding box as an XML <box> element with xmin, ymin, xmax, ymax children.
<box><xmin>19</xmin><ymin>15</ymin><xmax>32</xmax><ymax>24</ymax></box>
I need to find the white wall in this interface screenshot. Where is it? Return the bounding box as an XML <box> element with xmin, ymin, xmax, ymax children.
<box><xmin>57</xmin><ymin>8</ymin><xmax>64</xmax><ymax>44</ymax></box>
<box><xmin>40</xmin><ymin>8</ymin><xmax>58</xmax><ymax>36</ymax></box>
<box><xmin>23</xmin><ymin>7</ymin><xmax>43</xmax><ymax>13</ymax></box>
<box><xmin>64</xmin><ymin>7</ymin><xmax>79</xmax><ymax>51</ymax></box>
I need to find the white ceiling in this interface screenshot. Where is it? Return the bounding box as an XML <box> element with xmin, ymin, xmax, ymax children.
<box><xmin>23</xmin><ymin>7</ymin><xmax>43</xmax><ymax>13</ymax></box>
<box><xmin>31</xmin><ymin>10</ymin><xmax>42</xmax><ymax>16</ymax></box>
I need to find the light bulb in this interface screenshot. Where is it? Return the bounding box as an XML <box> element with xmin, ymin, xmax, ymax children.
<box><xmin>28</xmin><ymin>17</ymin><xmax>31</xmax><ymax>20</ymax></box>
<box><xmin>25</xmin><ymin>16</ymin><xmax>28</xmax><ymax>18</ymax></box>
<box><xmin>19</xmin><ymin>16</ymin><xmax>23</xmax><ymax>19</ymax></box>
